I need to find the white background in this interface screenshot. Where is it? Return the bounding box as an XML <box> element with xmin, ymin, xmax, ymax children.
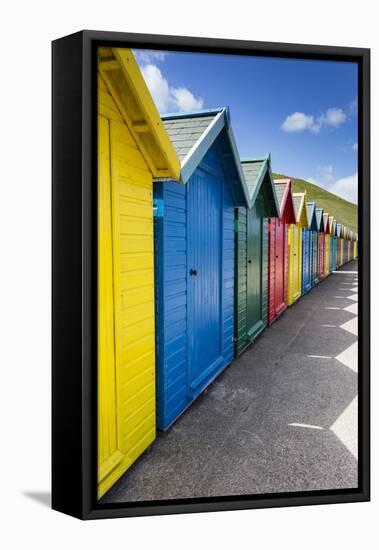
<box><xmin>1</xmin><ymin>1</ymin><xmax>376</xmax><ymax>547</ymax></box>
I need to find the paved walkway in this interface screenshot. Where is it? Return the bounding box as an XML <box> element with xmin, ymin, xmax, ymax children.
<box><xmin>102</xmin><ymin>260</ymin><xmax>358</xmax><ymax>503</ymax></box>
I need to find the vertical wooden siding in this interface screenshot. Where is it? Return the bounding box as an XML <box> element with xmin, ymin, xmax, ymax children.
<box><xmin>155</xmin><ymin>149</ymin><xmax>236</xmax><ymax>430</ymax></box>
<box><xmin>324</xmin><ymin>234</ymin><xmax>331</xmax><ymax>276</ymax></box>
<box><xmin>235</xmin><ymin>207</ymin><xmax>248</xmax><ymax>355</ymax></box>
<box><xmin>312</xmin><ymin>231</ymin><xmax>319</xmax><ymax>285</ymax></box>
<box><xmin>154</xmin><ymin>181</ymin><xmax>188</xmax><ymax>430</ymax></box>
<box><xmin>287</xmin><ymin>224</ymin><xmax>302</xmax><ymax>305</ymax></box>
<box><xmin>262</xmin><ymin>218</ymin><xmax>269</xmax><ymax>328</ymax></box>
<box><xmin>98</xmin><ymin>75</ymin><xmax>156</xmax><ymax>499</ymax></box>
<box><xmin>267</xmin><ymin>218</ymin><xmax>276</xmax><ymax>324</ymax></box>
<box><xmin>234</xmin><ymin>210</ymin><xmax>268</xmax><ymax>356</ymax></box>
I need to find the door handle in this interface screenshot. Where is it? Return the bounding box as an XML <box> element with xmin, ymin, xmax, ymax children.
<box><xmin>189</xmin><ymin>268</ymin><xmax>197</xmax><ymax>276</ymax></box>
<box><xmin>248</xmin><ymin>259</ymin><xmax>252</xmax><ymax>264</ymax></box>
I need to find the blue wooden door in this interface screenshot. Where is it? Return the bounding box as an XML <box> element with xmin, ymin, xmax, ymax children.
<box><xmin>302</xmin><ymin>229</ymin><xmax>311</xmax><ymax>293</ymax></box>
<box><xmin>187</xmin><ymin>168</ymin><xmax>222</xmax><ymax>391</ymax></box>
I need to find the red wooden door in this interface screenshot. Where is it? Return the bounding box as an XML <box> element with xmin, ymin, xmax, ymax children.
<box><xmin>274</xmin><ymin>218</ymin><xmax>285</xmax><ymax>314</ymax></box>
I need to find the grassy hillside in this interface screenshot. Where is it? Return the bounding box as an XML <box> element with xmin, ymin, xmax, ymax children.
<box><xmin>273</xmin><ymin>173</ymin><xmax>358</xmax><ymax>233</ymax></box>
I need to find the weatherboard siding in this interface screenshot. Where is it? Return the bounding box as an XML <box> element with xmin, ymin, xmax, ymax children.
<box><xmin>154</xmin><ymin>181</ymin><xmax>188</xmax><ymax>430</ymax></box>
<box><xmin>154</xmin><ymin>155</ymin><xmax>237</xmax><ymax>430</ymax></box>
<box><xmin>235</xmin><ymin>210</ymin><xmax>268</xmax><ymax>356</ymax></box>
<box><xmin>222</xmin><ymin>184</ymin><xmax>236</xmax><ymax>363</ymax></box>
<box><xmin>262</xmin><ymin>218</ymin><xmax>269</xmax><ymax>327</ymax></box>
<box><xmin>235</xmin><ymin>207</ymin><xmax>248</xmax><ymax>355</ymax></box>
<box><xmin>267</xmin><ymin>219</ymin><xmax>276</xmax><ymax>324</ymax></box>
<box><xmin>98</xmin><ymin>76</ymin><xmax>156</xmax><ymax>499</ymax></box>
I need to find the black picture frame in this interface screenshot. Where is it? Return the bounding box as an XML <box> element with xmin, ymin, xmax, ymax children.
<box><xmin>52</xmin><ymin>30</ymin><xmax>370</xmax><ymax>520</ymax></box>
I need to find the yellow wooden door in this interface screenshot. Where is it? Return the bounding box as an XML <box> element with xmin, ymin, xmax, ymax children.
<box><xmin>98</xmin><ymin>115</ymin><xmax>123</xmax><ymax>488</ymax></box>
<box><xmin>294</xmin><ymin>225</ymin><xmax>302</xmax><ymax>301</ymax></box>
<box><xmin>288</xmin><ymin>225</ymin><xmax>294</xmax><ymax>305</ymax></box>
<box><xmin>98</xmin><ymin>79</ymin><xmax>156</xmax><ymax>499</ymax></box>
<box><xmin>288</xmin><ymin>225</ymin><xmax>301</xmax><ymax>304</ymax></box>
<box><xmin>324</xmin><ymin>235</ymin><xmax>330</xmax><ymax>275</ymax></box>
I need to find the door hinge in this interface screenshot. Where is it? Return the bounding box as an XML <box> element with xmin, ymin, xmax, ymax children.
<box><xmin>153</xmin><ymin>198</ymin><xmax>164</xmax><ymax>217</ymax></box>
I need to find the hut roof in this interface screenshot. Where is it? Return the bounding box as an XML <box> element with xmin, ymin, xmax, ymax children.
<box><xmin>329</xmin><ymin>216</ymin><xmax>335</xmax><ymax>235</ymax></box>
<box><xmin>316</xmin><ymin>208</ymin><xmax>325</xmax><ymax>232</ymax></box>
<box><xmin>240</xmin><ymin>155</ymin><xmax>280</xmax><ymax>217</ymax></box>
<box><xmin>273</xmin><ymin>178</ymin><xmax>296</xmax><ymax>223</ymax></box>
<box><xmin>98</xmin><ymin>47</ymin><xmax>180</xmax><ymax>180</ymax></box>
<box><xmin>323</xmin><ymin>213</ymin><xmax>330</xmax><ymax>233</ymax></box>
<box><xmin>162</xmin><ymin>108</ymin><xmax>250</xmax><ymax>207</ymax></box>
<box><xmin>292</xmin><ymin>192</ymin><xmax>308</xmax><ymax>226</ymax></box>
<box><xmin>306</xmin><ymin>201</ymin><xmax>318</xmax><ymax>231</ymax></box>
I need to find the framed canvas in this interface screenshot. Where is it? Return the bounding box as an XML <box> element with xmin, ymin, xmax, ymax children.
<box><xmin>52</xmin><ymin>30</ymin><xmax>370</xmax><ymax>520</ymax></box>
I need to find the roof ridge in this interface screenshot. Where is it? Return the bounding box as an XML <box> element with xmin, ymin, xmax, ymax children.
<box><xmin>241</xmin><ymin>154</ymin><xmax>270</xmax><ymax>163</ymax></box>
<box><xmin>162</xmin><ymin>108</ymin><xmax>224</xmax><ymax>120</ymax></box>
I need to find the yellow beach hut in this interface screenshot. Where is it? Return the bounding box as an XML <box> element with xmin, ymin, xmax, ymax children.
<box><xmin>97</xmin><ymin>48</ymin><xmax>180</xmax><ymax>499</ymax></box>
<box><xmin>287</xmin><ymin>192</ymin><xmax>307</xmax><ymax>305</ymax></box>
<box><xmin>353</xmin><ymin>233</ymin><xmax>358</xmax><ymax>259</ymax></box>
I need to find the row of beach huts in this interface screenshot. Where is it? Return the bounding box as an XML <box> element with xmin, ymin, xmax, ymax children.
<box><xmin>97</xmin><ymin>47</ymin><xmax>358</xmax><ymax>498</ymax></box>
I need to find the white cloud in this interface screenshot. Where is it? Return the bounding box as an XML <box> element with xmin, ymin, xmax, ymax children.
<box><xmin>133</xmin><ymin>49</ymin><xmax>168</xmax><ymax>64</ymax></box>
<box><xmin>281</xmin><ymin>112</ymin><xmax>320</xmax><ymax>133</ymax></box>
<box><xmin>349</xmin><ymin>97</ymin><xmax>358</xmax><ymax>116</ymax></box>
<box><xmin>171</xmin><ymin>87</ymin><xmax>203</xmax><ymax>111</ymax></box>
<box><xmin>281</xmin><ymin>107</ymin><xmax>347</xmax><ymax>133</ymax></box>
<box><xmin>308</xmin><ymin>172</ymin><xmax>358</xmax><ymax>204</ymax></box>
<box><xmin>329</xmin><ymin>173</ymin><xmax>358</xmax><ymax>204</ymax></box>
<box><xmin>318</xmin><ymin>164</ymin><xmax>334</xmax><ymax>182</ymax></box>
<box><xmin>141</xmin><ymin>64</ymin><xmax>171</xmax><ymax>112</ymax></box>
<box><xmin>352</xmin><ymin>142</ymin><xmax>358</xmax><ymax>152</ymax></box>
<box><xmin>319</xmin><ymin>107</ymin><xmax>347</xmax><ymax>128</ymax></box>
<box><xmin>141</xmin><ymin>63</ymin><xmax>203</xmax><ymax>114</ymax></box>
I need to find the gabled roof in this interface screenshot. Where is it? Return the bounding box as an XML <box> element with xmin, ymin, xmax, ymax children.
<box><xmin>292</xmin><ymin>192</ymin><xmax>308</xmax><ymax>226</ymax></box>
<box><xmin>273</xmin><ymin>178</ymin><xmax>296</xmax><ymax>223</ymax></box>
<box><xmin>162</xmin><ymin>108</ymin><xmax>250</xmax><ymax>207</ymax></box>
<box><xmin>329</xmin><ymin>216</ymin><xmax>335</xmax><ymax>235</ymax></box>
<box><xmin>336</xmin><ymin>223</ymin><xmax>342</xmax><ymax>238</ymax></box>
<box><xmin>316</xmin><ymin>208</ymin><xmax>325</xmax><ymax>232</ymax></box>
<box><xmin>323</xmin><ymin>213</ymin><xmax>330</xmax><ymax>233</ymax></box>
<box><xmin>306</xmin><ymin>201</ymin><xmax>318</xmax><ymax>231</ymax></box>
<box><xmin>98</xmin><ymin>47</ymin><xmax>180</xmax><ymax>180</ymax></box>
<box><xmin>240</xmin><ymin>155</ymin><xmax>280</xmax><ymax>217</ymax></box>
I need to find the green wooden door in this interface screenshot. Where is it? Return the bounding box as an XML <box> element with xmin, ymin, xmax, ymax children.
<box><xmin>247</xmin><ymin>198</ymin><xmax>264</xmax><ymax>339</ymax></box>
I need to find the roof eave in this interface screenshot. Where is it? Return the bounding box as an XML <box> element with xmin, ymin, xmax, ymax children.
<box><xmin>224</xmin><ymin>119</ymin><xmax>252</xmax><ymax>208</ymax></box>
<box><xmin>244</xmin><ymin>155</ymin><xmax>280</xmax><ymax>215</ymax></box>
<box><xmin>99</xmin><ymin>48</ymin><xmax>181</xmax><ymax>181</ymax></box>
<box><xmin>177</xmin><ymin>108</ymin><xmax>250</xmax><ymax>208</ymax></box>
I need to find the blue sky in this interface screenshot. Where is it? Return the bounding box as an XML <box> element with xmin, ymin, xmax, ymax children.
<box><xmin>134</xmin><ymin>49</ymin><xmax>358</xmax><ymax>204</ymax></box>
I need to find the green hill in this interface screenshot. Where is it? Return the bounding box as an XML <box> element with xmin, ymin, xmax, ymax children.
<box><xmin>273</xmin><ymin>173</ymin><xmax>358</xmax><ymax>233</ymax></box>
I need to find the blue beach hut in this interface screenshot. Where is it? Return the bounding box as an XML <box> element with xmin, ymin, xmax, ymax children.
<box><xmin>153</xmin><ymin>108</ymin><xmax>250</xmax><ymax>430</ymax></box>
<box><xmin>303</xmin><ymin>201</ymin><xmax>318</xmax><ymax>294</ymax></box>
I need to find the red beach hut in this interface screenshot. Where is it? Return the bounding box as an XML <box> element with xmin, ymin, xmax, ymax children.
<box><xmin>268</xmin><ymin>179</ymin><xmax>296</xmax><ymax>325</ymax></box>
